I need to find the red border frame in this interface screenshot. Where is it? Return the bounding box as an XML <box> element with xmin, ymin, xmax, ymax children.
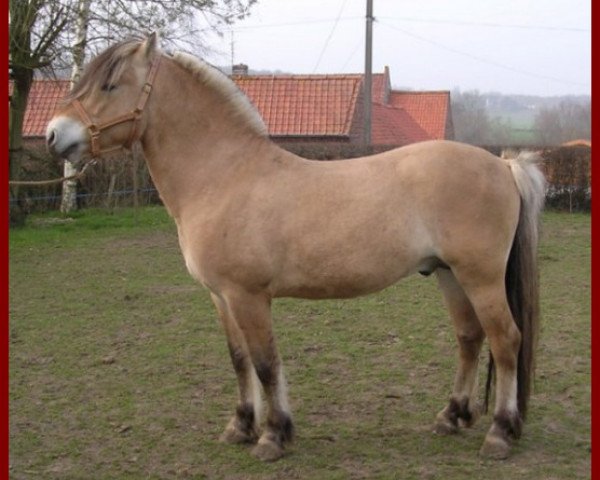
<box><xmin>3</xmin><ymin>1</ymin><xmax>10</xmax><ymax>477</ymax></box>
<box><xmin>590</xmin><ymin>0</ymin><xmax>597</xmax><ymax>475</ymax></box>
<box><xmin>1</xmin><ymin>2</ymin><xmax>594</xmax><ymax>479</ymax></box>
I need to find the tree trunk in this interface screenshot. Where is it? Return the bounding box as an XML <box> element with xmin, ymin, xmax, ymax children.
<box><xmin>61</xmin><ymin>0</ymin><xmax>91</xmax><ymax>213</ymax></box>
<box><xmin>9</xmin><ymin>69</ymin><xmax>33</xmax><ymax>226</ymax></box>
<box><xmin>60</xmin><ymin>161</ymin><xmax>79</xmax><ymax>213</ymax></box>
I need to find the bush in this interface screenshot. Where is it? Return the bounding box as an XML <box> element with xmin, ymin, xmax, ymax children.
<box><xmin>540</xmin><ymin>146</ymin><xmax>590</xmax><ymax>212</ymax></box>
<box><xmin>14</xmin><ymin>141</ymin><xmax>591</xmax><ymax>214</ymax></box>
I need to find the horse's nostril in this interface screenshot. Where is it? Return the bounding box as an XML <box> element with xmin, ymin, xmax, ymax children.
<box><xmin>46</xmin><ymin>129</ymin><xmax>56</xmax><ymax>146</ymax></box>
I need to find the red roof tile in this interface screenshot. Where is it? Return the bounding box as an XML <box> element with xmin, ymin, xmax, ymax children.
<box><xmin>10</xmin><ymin>79</ymin><xmax>71</xmax><ymax>137</ymax></box>
<box><xmin>388</xmin><ymin>91</ymin><xmax>451</xmax><ymax>140</ymax></box>
<box><xmin>371</xmin><ymin>103</ymin><xmax>430</xmax><ymax>146</ymax></box>
<box><xmin>234</xmin><ymin>75</ymin><xmax>362</xmax><ymax>137</ymax></box>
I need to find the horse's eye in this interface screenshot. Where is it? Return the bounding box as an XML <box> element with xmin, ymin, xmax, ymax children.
<box><xmin>101</xmin><ymin>83</ymin><xmax>117</xmax><ymax>92</ymax></box>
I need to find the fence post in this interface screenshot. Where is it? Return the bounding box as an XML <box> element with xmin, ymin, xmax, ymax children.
<box><xmin>131</xmin><ymin>151</ymin><xmax>139</xmax><ymax>210</ymax></box>
<box><xmin>105</xmin><ymin>174</ymin><xmax>117</xmax><ymax>210</ymax></box>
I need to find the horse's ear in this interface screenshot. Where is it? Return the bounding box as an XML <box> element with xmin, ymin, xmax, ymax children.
<box><xmin>143</xmin><ymin>32</ymin><xmax>160</xmax><ymax>59</ymax></box>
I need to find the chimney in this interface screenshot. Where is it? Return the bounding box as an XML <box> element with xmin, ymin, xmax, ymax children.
<box><xmin>232</xmin><ymin>63</ymin><xmax>249</xmax><ymax>76</ymax></box>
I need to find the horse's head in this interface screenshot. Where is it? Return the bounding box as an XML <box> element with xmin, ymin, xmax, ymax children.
<box><xmin>46</xmin><ymin>33</ymin><xmax>161</xmax><ymax>164</ymax></box>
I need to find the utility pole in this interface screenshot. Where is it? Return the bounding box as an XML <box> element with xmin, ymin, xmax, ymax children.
<box><xmin>363</xmin><ymin>0</ymin><xmax>373</xmax><ymax>145</ymax></box>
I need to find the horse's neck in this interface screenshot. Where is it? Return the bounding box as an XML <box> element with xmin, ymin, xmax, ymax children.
<box><xmin>140</xmin><ymin>61</ymin><xmax>274</xmax><ymax>219</ymax></box>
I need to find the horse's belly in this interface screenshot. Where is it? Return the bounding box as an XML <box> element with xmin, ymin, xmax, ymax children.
<box><xmin>272</xmin><ymin>254</ymin><xmax>419</xmax><ymax>300</ymax></box>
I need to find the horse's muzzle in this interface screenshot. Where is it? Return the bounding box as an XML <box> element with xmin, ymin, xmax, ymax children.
<box><xmin>45</xmin><ymin>116</ymin><xmax>88</xmax><ymax>162</ymax></box>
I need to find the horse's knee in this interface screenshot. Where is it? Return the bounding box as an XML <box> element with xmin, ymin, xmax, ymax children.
<box><xmin>456</xmin><ymin>330</ymin><xmax>485</xmax><ymax>359</ymax></box>
<box><xmin>227</xmin><ymin>341</ymin><xmax>248</xmax><ymax>373</ymax></box>
<box><xmin>254</xmin><ymin>358</ymin><xmax>277</xmax><ymax>387</ymax></box>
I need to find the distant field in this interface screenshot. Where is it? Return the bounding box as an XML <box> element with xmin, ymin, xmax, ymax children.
<box><xmin>489</xmin><ymin>110</ymin><xmax>536</xmax><ymax>145</ymax></box>
<box><xmin>9</xmin><ymin>207</ymin><xmax>590</xmax><ymax>479</ymax></box>
<box><xmin>489</xmin><ymin>110</ymin><xmax>536</xmax><ymax>127</ymax></box>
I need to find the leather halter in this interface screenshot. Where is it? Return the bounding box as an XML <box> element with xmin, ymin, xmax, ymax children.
<box><xmin>70</xmin><ymin>55</ymin><xmax>162</xmax><ymax>158</ymax></box>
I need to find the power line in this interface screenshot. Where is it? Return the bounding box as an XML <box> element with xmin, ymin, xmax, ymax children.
<box><xmin>209</xmin><ymin>15</ymin><xmax>588</xmax><ymax>34</ymax></box>
<box><xmin>378</xmin><ymin>21</ymin><xmax>590</xmax><ymax>88</ymax></box>
<box><xmin>229</xmin><ymin>16</ymin><xmax>361</xmax><ymax>32</ymax></box>
<box><xmin>313</xmin><ymin>0</ymin><xmax>350</xmax><ymax>72</ymax></box>
<box><xmin>378</xmin><ymin>16</ymin><xmax>589</xmax><ymax>33</ymax></box>
<box><xmin>339</xmin><ymin>39</ymin><xmax>363</xmax><ymax>71</ymax></box>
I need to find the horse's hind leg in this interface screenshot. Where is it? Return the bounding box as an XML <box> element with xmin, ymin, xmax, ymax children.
<box><xmin>456</xmin><ymin>272</ymin><xmax>522</xmax><ymax>460</ymax></box>
<box><xmin>219</xmin><ymin>289</ymin><xmax>293</xmax><ymax>462</ymax></box>
<box><xmin>211</xmin><ymin>293</ymin><xmax>262</xmax><ymax>445</ymax></box>
<box><xmin>434</xmin><ymin>269</ymin><xmax>485</xmax><ymax>435</ymax></box>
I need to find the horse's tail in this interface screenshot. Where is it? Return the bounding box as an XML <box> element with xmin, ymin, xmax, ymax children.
<box><xmin>485</xmin><ymin>151</ymin><xmax>546</xmax><ymax>419</ymax></box>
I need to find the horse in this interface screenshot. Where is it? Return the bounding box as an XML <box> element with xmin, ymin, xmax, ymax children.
<box><xmin>46</xmin><ymin>34</ymin><xmax>546</xmax><ymax>462</ymax></box>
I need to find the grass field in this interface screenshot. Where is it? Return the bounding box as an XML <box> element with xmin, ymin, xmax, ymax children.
<box><xmin>9</xmin><ymin>207</ymin><xmax>590</xmax><ymax>479</ymax></box>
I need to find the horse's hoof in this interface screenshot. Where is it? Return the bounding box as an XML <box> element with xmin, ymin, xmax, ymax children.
<box><xmin>251</xmin><ymin>439</ymin><xmax>285</xmax><ymax>462</ymax></box>
<box><xmin>433</xmin><ymin>418</ymin><xmax>458</xmax><ymax>435</ymax></box>
<box><xmin>479</xmin><ymin>434</ymin><xmax>511</xmax><ymax>460</ymax></box>
<box><xmin>433</xmin><ymin>407</ymin><xmax>458</xmax><ymax>435</ymax></box>
<box><xmin>219</xmin><ymin>420</ymin><xmax>258</xmax><ymax>444</ymax></box>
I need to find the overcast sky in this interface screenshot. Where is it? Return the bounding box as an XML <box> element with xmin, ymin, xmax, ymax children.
<box><xmin>198</xmin><ymin>0</ymin><xmax>590</xmax><ymax>97</ymax></box>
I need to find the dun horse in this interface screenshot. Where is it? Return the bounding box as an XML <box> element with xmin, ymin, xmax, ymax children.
<box><xmin>46</xmin><ymin>35</ymin><xmax>545</xmax><ymax>462</ymax></box>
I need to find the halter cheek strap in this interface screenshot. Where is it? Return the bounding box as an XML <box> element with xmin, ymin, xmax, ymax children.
<box><xmin>71</xmin><ymin>55</ymin><xmax>162</xmax><ymax>158</ymax></box>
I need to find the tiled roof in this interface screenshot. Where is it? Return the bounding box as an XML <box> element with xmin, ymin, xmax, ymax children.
<box><xmin>561</xmin><ymin>139</ymin><xmax>591</xmax><ymax>147</ymax></box>
<box><xmin>234</xmin><ymin>75</ymin><xmax>362</xmax><ymax>136</ymax></box>
<box><xmin>371</xmin><ymin>103</ymin><xmax>430</xmax><ymax>146</ymax></box>
<box><xmin>12</xmin><ymin>71</ymin><xmax>452</xmax><ymax>147</ymax></box>
<box><xmin>338</xmin><ymin>71</ymin><xmax>388</xmax><ymax>103</ymax></box>
<box><xmin>9</xmin><ymin>79</ymin><xmax>71</xmax><ymax>137</ymax></box>
<box><xmin>388</xmin><ymin>91</ymin><xmax>451</xmax><ymax>140</ymax></box>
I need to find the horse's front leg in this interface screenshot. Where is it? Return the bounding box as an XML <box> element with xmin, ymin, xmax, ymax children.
<box><xmin>220</xmin><ymin>289</ymin><xmax>293</xmax><ymax>462</ymax></box>
<box><xmin>211</xmin><ymin>293</ymin><xmax>262</xmax><ymax>445</ymax></box>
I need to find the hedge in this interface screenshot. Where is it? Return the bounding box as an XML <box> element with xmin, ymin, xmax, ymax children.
<box><xmin>11</xmin><ymin>142</ymin><xmax>590</xmax><ymax>215</ymax></box>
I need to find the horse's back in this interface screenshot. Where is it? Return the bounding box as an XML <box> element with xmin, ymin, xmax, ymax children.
<box><xmin>263</xmin><ymin>140</ymin><xmax>521</xmax><ymax>298</ymax></box>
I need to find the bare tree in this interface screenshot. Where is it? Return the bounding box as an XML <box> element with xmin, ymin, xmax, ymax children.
<box><xmin>451</xmin><ymin>89</ymin><xmax>492</xmax><ymax>145</ymax></box>
<box><xmin>49</xmin><ymin>0</ymin><xmax>258</xmax><ymax>74</ymax></box>
<box><xmin>534</xmin><ymin>100</ymin><xmax>591</xmax><ymax>146</ymax></box>
<box><xmin>62</xmin><ymin>0</ymin><xmax>257</xmax><ymax>212</ymax></box>
<box><xmin>9</xmin><ymin>0</ymin><xmax>72</xmax><ymax>225</ymax></box>
<box><xmin>9</xmin><ymin>0</ymin><xmax>258</xmax><ymax>221</ymax></box>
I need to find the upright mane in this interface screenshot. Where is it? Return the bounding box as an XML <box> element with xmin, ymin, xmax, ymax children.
<box><xmin>171</xmin><ymin>52</ymin><xmax>267</xmax><ymax>136</ymax></box>
<box><xmin>69</xmin><ymin>40</ymin><xmax>268</xmax><ymax>137</ymax></box>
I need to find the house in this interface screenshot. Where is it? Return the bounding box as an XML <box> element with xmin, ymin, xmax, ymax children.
<box><xmin>233</xmin><ymin>66</ymin><xmax>453</xmax><ymax>147</ymax></box>
<box><xmin>9</xmin><ymin>79</ymin><xmax>71</xmax><ymax>144</ymax></box>
<box><xmin>11</xmin><ymin>66</ymin><xmax>453</xmax><ymax>149</ymax></box>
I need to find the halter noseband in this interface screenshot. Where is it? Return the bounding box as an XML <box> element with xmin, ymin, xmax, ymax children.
<box><xmin>71</xmin><ymin>55</ymin><xmax>162</xmax><ymax>158</ymax></box>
